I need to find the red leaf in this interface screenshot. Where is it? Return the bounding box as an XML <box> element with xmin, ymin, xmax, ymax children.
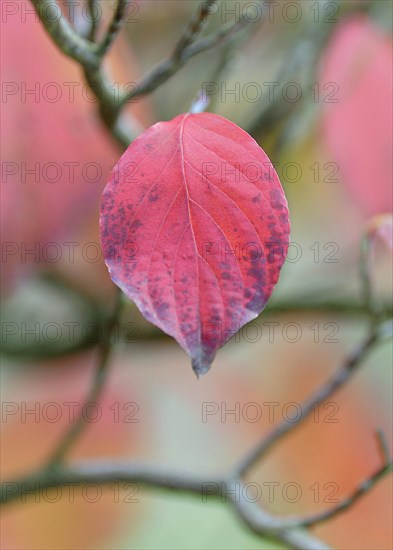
<box><xmin>100</xmin><ymin>113</ymin><xmax>290</xmax><ymax>375</ymax></box>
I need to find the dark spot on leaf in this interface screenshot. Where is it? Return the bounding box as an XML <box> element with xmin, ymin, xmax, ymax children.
<box><xmin>131</xmin><ymin>219</ymin><xmax>142</xmax><ymax>230</ymax></box>
<box><xmin>247</xmin><ymin>266</ymin><xmax>264</xmax><ymax>280</ymax></box>
<box><xmin>154</xmin><ymin>302</ymin><xmax>170</xmax><ymax>318</ymax></box>
<box><xmin>149</xmin><ymin>192</ymin><xmax>159</xmax><ymax>202</ymax></box>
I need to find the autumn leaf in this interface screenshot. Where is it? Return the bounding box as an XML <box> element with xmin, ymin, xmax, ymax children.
<box><xmin>100</xmin><ymin>113</ymin><xmax>290</xmax><ymax>375</ymax></box>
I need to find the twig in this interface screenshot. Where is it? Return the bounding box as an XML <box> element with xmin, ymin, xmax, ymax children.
<box><xmin>47</xmin><ymin>289</ymin><xmax>123</xmax><ymax>466</ymax></box>
<box><xmin>31</xmin><ymin>0</ymin><xmax>101</xmax><ymax>69</ymax></box>
<box><xmin>172</xmin><ymin>0</ymin><xmax>217</xmax><ymax>60</ymax></box>
<box><xmin>2</xmin><ymin>445</ymin><xmax>391</xmax><ymax>549</ymax></box>
<box><xmin>0</xmin><ymin>460</ymin><xmax>224</xmax><ymax>505</ymax></box>
<box><xmin>3</xmin><ymin>283</ymin><xmax>392</xmax><ymax>360</ymax></box>
<box><xmin>201</xmin><ymin>27</ymin><xmax>243</xmax><ymax>111</ymax></box>
<box><xmin>32</xmin><ymin>0</ymin><xmax>137</xmax><ymax>147</ymax></box>
<box><xmin>234</xmin><ymin>327</ymin><xmax>381</xmax><ymax>477</ymax></box>
<box><xmin>81</xmin><ymin>65</ymin><xmax>130</xmax><ymax>136</ymax></box>
<box><xmin>31</xmin><ymin>0</ymin><xmax>256</xmax><ymax>147</ymax></box>
<box><xmin>298</xmin><ymin>431</ymin><xmax>392</xmax><ymax>527</ymax></box>
<box><xmin>120</xmin><ymin>17</ymin><xmax>252</xmax><ymax>105</ymax></box>
<box><xmin>86</xmin><ymin>0</ymin><xmax>100</xmax><ymax>42</ymax></box>
<box><xmin>301</xmin><ymin>463</ymin><xmax>392</xmax><ymax>528</ymax></box>
<box><xmin>0</xmin><ymin>464</ymin><xmax>331</xmax><ymax>549</ymax></box>
<box><xmin>226</xmin><ymin>477</ymin><xmax>332</xmax><ymax>550</ymax></box>
<box><xmin>375</xmin><ymin>429</ymin><xmax>391</xmax><ymax>464</ymax></box>
<box><xmin>246</xmin><ymin>6</ymin><xmax>333</xmax><ymax>139</ymax></box>
<box><xmin>98</xmin><ymin>0</ymin><xmax>128</xmax><ymax>55</ymax></box>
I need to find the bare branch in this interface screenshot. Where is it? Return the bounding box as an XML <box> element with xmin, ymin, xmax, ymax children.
<box><xmin>4</xmin><ymin>419</ymin><xmax>391</xmax><ymax>548</ymax></box>
<box><xmin>31</xmin><ymin>0</ymin><xmax>137</xmax><ymax>147</ymax></box>
<box><xmin>298</xmin><ymin>432</ymin><xmax>392</xmax><ymax>527</ymax></box>
<box><xmin>31</xmin><ymin>0</ymin><xmax>101</xmax><ymax>69</ymax></box>
<box><xmin>86</xmin><ymin>0</ymin><xmax>100</xmax><ymax>42</ymax></box>
<box><xmin>120</xmin><ymin>17</ymin><xmax>252</xmax><ymax>105</ymax></box>
<box><xmin>301</xmin><ymin>463</ymin><xmax>392</xmax><ymax>528</ymax></box>
<box><xmin>172</xmin><ymin>0</ymin><xmax>217</xmax><ymax>60</ymax></box>
<box><xmin>234</xmin><ymin>327</ymin><xmax>382</xmax><ymax>477</ymax></box>
<box><xmin>1</xmin><ymin>465</ymin><xmax>330</xmax><ymax>549</ymax></box>
<box><xmin>0</xmin><ymin>460</ymin><xmax>224</xmax><ymax>505</ymax></box>
<box><xmin>98</xmin><ymin>0</ymin><xmax>128</xmax><ymax>56</ymax></box>
<box><xmin>375</xmin><ymin>429</ymin><xmax>392</xmax><ymax>465</ymax></box>
<box><xmin>227</xmin><ymin>478</ymin><xmax>331</xmax><ymax>550</ymax></box>
<box><xmin>31</xmin><ymin>0</ymin><xmax>254</xmax><ymax>147</ymax></box>
<box><xmin>3</xmin><ymin>275</ymin><xmax>391</xmax><ymax>360</ymax></box>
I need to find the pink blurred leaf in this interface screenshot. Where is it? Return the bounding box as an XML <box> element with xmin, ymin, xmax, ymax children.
<box><xmin>100</xmin><ymin>113</ymin><xmax>290</xmax><ymax>375</ymax></box>
<box><xmin>1</xmin><ymin>15</ymin><xmax>153</xmax><ymax>293</ymax></box>
<box><xmin>320</xmin><ymin>16</ymin><xmax>393</xmax><ymax>216</ymax></box>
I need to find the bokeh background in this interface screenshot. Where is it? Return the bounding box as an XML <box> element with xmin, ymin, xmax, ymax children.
<box><xmin>1</xmin><ymin>1</ymin><xmax>392</xmax><ymax>549</ymax></box>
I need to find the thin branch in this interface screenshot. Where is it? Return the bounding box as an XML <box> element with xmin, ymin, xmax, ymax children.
<box><xmin>247</xmin><ymin>0</ymin><xmax>376</xmax><ymax>142</ymax></box>
<box><xmin>47</xmin><ymin>289</ymin><xmax>123</xmax><ymax>466</ymax></box>
<box><xmin>201</xmin><ymin>23</ymin><xmax>246</xmax><ymax>112</ymax></box>
<box><xmin>264</xmin><ymin>296</ymin><xmax>393</xmax><ymax>317</ymax></box>
<box><xmin>98</xmin><ymin>0</ymin><xmax>128</xmax><ymax>55</ymax></box>
<box><xmin>2</xmin><ymin>441</ymin><xmax>391</xmax><ymax>549</ymax></box>
<box><xmin>3</xmin><ymin>287</ymin><xmax>392</xmax><ymax>360</ymax></box>
<box><xmin>298</xmin><ymin>432</ymin><xmax>392</xmax><ymax>528</ymax></box>
<box><xmin>32</xmin><ymin>0</ymin><xmax>137</xmax><ymax>147</ymax></box>
<box><xmin>31</xmin><ymin>0</ymin><xmax>101</xmax><ymax>69</ymax></box>
<box><xmin>86</xmin><ymin>0</ymin><xmax>100</xmax><ymax>42</ymax></box>
<box><xmin>172</xmin><ymin>0</ymin><xmax>217</xmax><ymax>60</ymax></box>
<box><xmin>375</xmin><ymin>429</ymin><xmax>392</xmax><ymax>464</ymax></box>
<box><xmin>81</xmin><ymin>65</ymin><xmax>133</xmax><ymax>139</ymax></box>
<box><xmin>31</xmin><ymin>0</ymin><xmax>255</xmax><ymax>147</ymax></box>
<box><xmin>226</xmin><ymin>477</ymin><xmax>331</xmax><ymax>550</ymax></box>
<box><xmin>0</xmin><ymin>463</ymin><xmax>331</xmax><ymax>550</ymax></box>
<box><xmin>3</xmin><ymin>454</ymin><xmax>390</xmax><ymax>549</ymax></box>
<box><xmin>180</xmin><ymin>16</ymin><xmax>250</xmax><ymax>58</ymax></box>
<box><xmin>234</xmin><ymin>327</ymin><xmax>382</xmax><ymax>477</ymax></box>
<box><xmin>120</xmin><ymin>17</ymin><xmax>252</xmax><ymax>105</ymax></box>
<box><xmin>0</xmin><ymin>460</ymin><xmax>224</xmax><ymax>505</ymax></box>
<box><xmin>301</xmin><ymin>463</ymin><xmax>392</xmax><ymax>528</ymax></box>
<box><xmin>0</xmin><ymin>464</ymin><xmax>331</xmax><ymax>549</ymax></box>
<box><xmin>246</xmin><ymin>10</ymin><xmax>332</xmax><ymax>139</ymax></box>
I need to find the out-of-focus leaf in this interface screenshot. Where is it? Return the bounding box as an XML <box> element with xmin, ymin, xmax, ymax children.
<box><xmin>319</xmin><ymin>15</ymin><xmax>393</xmax><ymax>216</ymax></box>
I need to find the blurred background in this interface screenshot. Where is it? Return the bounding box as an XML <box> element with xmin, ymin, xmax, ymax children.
<box><xmin>1</xmin><ymin>1</ymin><xmax>392</xmax><ymax>549</ymax></box>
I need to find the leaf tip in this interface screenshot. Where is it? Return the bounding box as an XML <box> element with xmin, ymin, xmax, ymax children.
<box><xmin>191</xmin><ymin>356</ymin><xmax>213</xmax><ymax>378</ymax></box>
